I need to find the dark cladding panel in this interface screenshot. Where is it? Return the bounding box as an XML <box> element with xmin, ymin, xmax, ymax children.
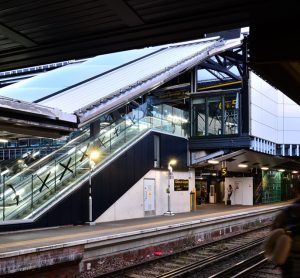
<box><xmin>206</xmin><ymin>29</ymin><xmax>241</xmax><ymax>40</ymax></box>
<box><xmin>160</xmin><ymin>133</ymin><xmax>188</xmax><ymax>171</ymax></box>
<box><xmin>189</xmin><ymin>135</ymin><xmax>251</xmax><ymax>151</ymax></box>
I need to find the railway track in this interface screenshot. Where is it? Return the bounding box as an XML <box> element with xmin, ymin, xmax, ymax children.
<box><xmin>209</xmin><ymin>252</ymin><xmax>281</xmax><ymax>278</ymax></box>
<box><xmin>99</xmin><ymin>225</ymin><xmax>271</xmax><ymax>278</ymax></box>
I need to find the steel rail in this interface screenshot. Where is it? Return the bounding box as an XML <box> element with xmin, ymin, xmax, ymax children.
<box><xmin>156</xmin><ymin>238</ymin><xmax>265</xmax><ymax>278</ymax></box>
<box><xmin>209</xmin><ymin>251</ymin><xmax>268</xmax><ymax>278</ymax></box>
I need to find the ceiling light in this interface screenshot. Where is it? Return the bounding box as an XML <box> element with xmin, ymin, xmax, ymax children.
<box><xmin>292</xmin><ymin>170</ymin><xmax>298</xmax><ymax>174</ymax></box>
<box><xmin>278</xmin><ymin>169</ymin><xmax>285</xmax><ymax>172</ymax></box>
<box><xmin>169</xmin><ymin>159</ymin><xmax>177</xmax><ymax>166</ymax></box>
<box><xmin>1</xmin><ymin>169</ymin><xmax>9</xmax><ymax>176</ymax></box>
<box><xmin>0</xmin><ymin>138</ymin><xmax>8</xmax><ymax>143</ymax></box>
<box><xmin>261</xmin><ymin>167</ymin><xmax>269</xmax><ymax>170</ymax></box>
<box><xmin>238</xmin><ymin>163</ymin><xmax>248</xmax><ymax>168</ymax></box>
<box><xmin>208</xmin><ymin>159</ymin><xmax>219</xmax><ymax>165</ymax></box>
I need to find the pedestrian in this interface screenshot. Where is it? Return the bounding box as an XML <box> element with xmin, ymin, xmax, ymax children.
<box><xmin>269</xmin><ymin>182</ymin><xmax>300</xmax><ymax>277</ymax></box>
<box><xmin>227</xmin><ymin>184</ymin><xmax>233</xmax><ymax>205</ymax></box>
<box><xmin>200</xmin><ymin>186</ymin><xmax>207</xmax><ymax>204</ymax></box>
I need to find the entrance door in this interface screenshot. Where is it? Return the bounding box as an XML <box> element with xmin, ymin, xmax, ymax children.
<box><xmin>144</xmin><ymin>178</ymin><xmax>155</xmax><ymax>216</ymax></box>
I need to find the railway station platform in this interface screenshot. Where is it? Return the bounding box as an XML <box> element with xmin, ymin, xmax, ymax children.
<box><xmin>0</xmin><ymin>201</ymin><xmax>290</xmax><ymax>277</ymax></box>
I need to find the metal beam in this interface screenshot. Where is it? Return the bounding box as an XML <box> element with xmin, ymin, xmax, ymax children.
<box><xmin>206</xmin><ymin>69</ymin><xmax>225</xmax><ymax>81</ymax></box>
<box><xmin>0</xmin><ymin>23</ymin><xmax>36</xmax><ymax>47</ymax></box>
<box><xmin>200</xmin><ymin>59</ymin><xmax>241</xmax><ymax>80</ymax></box>
<box><xmin>104</xmin><ymin>0</ymin><xmax>144</xmax><ymax>27</ymax></box>
<box><xmin>220</xmin><ymin>50</ymin><xmax>243</xmax><ymax>62</ymax></box>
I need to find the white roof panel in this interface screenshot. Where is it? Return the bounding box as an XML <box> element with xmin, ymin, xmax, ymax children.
<box><xmin>0</xmin><ymin>47</ymin><xmax>161</xmax><ymax>102</ymax></box>
<box><xmin>39</xmin><ymin>40</ymin><xmax>217</xmax><ymax>113</ymax></box>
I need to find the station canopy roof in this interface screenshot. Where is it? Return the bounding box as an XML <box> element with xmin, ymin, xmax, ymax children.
<box><xmin>193</xmin><ymin>149</ymin><xmax>300</xmax><ymax>173</ymax></box>
<box><xmin>0</xmin><ymin>1</ymin><xmax>299</xmax><ymax>104</ymax></box>
<box><xmin>0</xmin><ymin>37</ymin><xmax>241</xmax><ymax>137</ymax></box>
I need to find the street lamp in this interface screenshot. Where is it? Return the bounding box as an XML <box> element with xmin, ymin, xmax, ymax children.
<box><xmin>88</xmin><ymin>149</ymin><xmax>100</xmax><ymax>224</ymax></box>
<box><xmin>164</xmin><ymin>159</ymin><xmax>177</xmax><ymax>216</ymax></box>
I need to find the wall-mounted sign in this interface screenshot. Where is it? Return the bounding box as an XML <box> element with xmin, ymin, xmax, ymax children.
<box><xmin>174</xmin><ymin>179</ymin><xmax>189</xmax><ymax>191</ymax></box>
<box><xmin>221</xmin><ymin>167</ymin><xmax>227</xmax><ymax>177</ymax></box>
<box><xmin>144</xmin><ymin>179</ymin><xmax>155</xmax><ymax>212</ymax></box>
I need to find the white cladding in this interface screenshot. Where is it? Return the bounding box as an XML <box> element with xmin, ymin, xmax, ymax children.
<box><xmin>224</xmin><ymin>177</ymin><xmax>253</xmax><ymax>206</ymax></box>
<box><xmin>38</xmin><ymin>41</ymin><xmax>217</xmax><ymax>113</ymax></box>
<box><xmin>96</xmin><ymin>169</ymin><xmax>195</xmax><ymax>222</ymax></box>
<box><xmin>250</xmin><ymin>72</ymin><xmax>300</xmax><ymax>144</ymax></box>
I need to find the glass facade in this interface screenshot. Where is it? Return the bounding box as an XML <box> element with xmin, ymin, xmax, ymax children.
<box><xmin>261</xmin><ymin>170</ymin><xmax>282</xmax><ymax>203</ymax></box>
<box><xmin>0</xmin><ymin>100</ymin><xmax>188</xmax><ymax>221</ymax></box>
<box><xmin>192</xmin><ymin>91</ymin><xmax>239</xmax><ymax>137</ymax></box>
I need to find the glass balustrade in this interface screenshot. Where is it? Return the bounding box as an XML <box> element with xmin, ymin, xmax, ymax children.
<box><xmin>0</xmin><ymin>103</ymin><xmax>188</xmax><ymax>221</ymax></box>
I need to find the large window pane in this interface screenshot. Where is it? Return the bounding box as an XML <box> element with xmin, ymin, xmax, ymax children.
<box><xmin>192</xmin><ymin>98</ymin><xmax>206</xmax><ymax>136</ymax></box>
<box><xmin>191</xmin><ymin>91</ymin><xmax>240</xmax><ymax>137</ymax></box>
<box><xmin>224</xmin><ymin>93</ymin><xmax>239</xmax><ymax>135</ymax></box>
<box><xmin>207</xmin><ymin>96</ymin><xmax>222</xmax><ymax>135</ymax></box>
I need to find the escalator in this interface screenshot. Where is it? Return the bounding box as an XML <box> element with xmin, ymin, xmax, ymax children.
<box><xmin>0</xmin><ymin>102</ymin><xmax>188</xmax><ymax>225</ymax></box>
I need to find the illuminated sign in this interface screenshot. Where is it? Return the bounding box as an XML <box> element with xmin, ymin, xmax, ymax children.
<box><xmin>221</xmin><ymin>167</ymin><xmax>227</xmax><ymax>177</ymax></box>
<box><xmin>218</xmin><ymin>99</ymin><xmax>237</xmax><ymax>110</ymax></box>
<box><xmin>174</xmin><ymin>179</ymin><xmax>189</xmax><ymax>191</ymax></box>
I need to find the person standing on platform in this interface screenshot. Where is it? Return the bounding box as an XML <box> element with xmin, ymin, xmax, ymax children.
<box><xmin>200</xmin><ymin>186</ymin><xmax>207</xmax><ymax>204</ymax></box>
<box><xmin>227</xmin><ymin>184</ymin><xmax>233</xmax><ymax>205</ymax></box>
<box><xmin>269</xmin><ymin>182</ymin><xmax>300</xmax><ymax>278</ymax></box>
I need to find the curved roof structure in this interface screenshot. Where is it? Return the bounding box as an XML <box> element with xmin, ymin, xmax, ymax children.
<box><xmin>0</xmin><ymin>1</ymin><xmax>298</xmax><ymax>106</ymax></box>
<box><xmin>0</xmin><ymin>37</ymin><xmax>242</xmax><ymax>136</ymax></box>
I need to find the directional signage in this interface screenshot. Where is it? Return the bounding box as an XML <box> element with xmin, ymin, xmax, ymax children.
<box><xmin>221</xmin><ymin>167</ymin><xmax>227</xmax><ymax>177</ymax></box>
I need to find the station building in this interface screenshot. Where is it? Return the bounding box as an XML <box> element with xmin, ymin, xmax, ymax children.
<box><xmin>0</xmin><ymin>29</ymin><xmax>299</xmax><ymax>231</ymax></box>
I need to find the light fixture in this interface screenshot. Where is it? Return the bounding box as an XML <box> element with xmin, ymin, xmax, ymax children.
<box><xmin>238</xmin><ymin>163</ymin><xmax>248</xmax><ymax>168</ymax></box>
<box><xmin>67</xmin><ymin>147</ymin><xmax>76</xmax><ymax>155</ymax></box>
<box><xmin>88</xmin><ymin>148</ymin><xmax>101</xmax><ymax>224</ymax></box>
<box><xmin>169</xmin><ymin>159</ymin><xmax>177</xmax><ymax>166</ymax></box>
<box><xmin>168</xmin><ymin>159</ymin><xmax>177</xmax><ymax>173</ymax></box>
<box><xmin>292</xmin><ymin>170</ymin><xmax>298</xmax><ymax>174</ymax></box>
<box><xmin>0</xmin><ymin>138</ymin><xmax>8</xmax><ymax>143</ymax></box>
<box><xmin>278</xmin><ymin>169</ymin><xmax>285</xmax><ymax>172</ymax></box>
<box><xmin>90</xmin><ymin>149</ymin><xmax>101</xmax><ymax>162</ymax></box>
<box><xmin>208</xmin><ymin>159</ymin><xmax>219</xmax><ymax>165</ymax></box>
<box><xmin>261</xmin><ymin>167</ymin><xmax>269</xmax><ymax>170</ymax></box>
<box><xmin>1</xmin><ymin>169</ymin><xmax>9</xmax><ymax>176</ymax></box>
<box><xmin>165</xmin><ymin>159</ymin><xmax>177</xmax><ymax>216</ymax></box>
<box><xmin>33</xmin><ymin>151</ymin><xmax>40</xmax><ymax>157</ymax></box>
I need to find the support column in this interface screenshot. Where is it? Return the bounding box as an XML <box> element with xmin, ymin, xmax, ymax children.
<box><xmin>90</xmin><ymin>119</ymin><xmax>100</xmax><ymax>138</ymax></box>
<box><xmin>241</xmin><ymin>36</ymin><xmax>249</xmax><ymax>135</ymax></box>
<box><xmin>190</xmin><ymin>67</ymin><xmax>197</xmax><ymax>93</ymax></box>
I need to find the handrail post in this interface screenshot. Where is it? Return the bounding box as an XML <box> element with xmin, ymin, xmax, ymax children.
<box><xmin>54</xmin><ymin>160</ymin><xmax>57</xmax><ymax>194</ymax></box>
<box><xmin>2</xmin><ymin>176</ymin><xmax>5</xmax><ymax>220</ymax></box>
<box><xmin>31</xmin><ymin>175</ymin><xmax>34</xmax><ymax>209</ymax></box>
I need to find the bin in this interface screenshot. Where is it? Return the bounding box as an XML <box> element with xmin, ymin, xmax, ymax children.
<box><xmin>190</xmin><ymin>191</ymin><xmax>196</xmax><ymax>211</ymax></box>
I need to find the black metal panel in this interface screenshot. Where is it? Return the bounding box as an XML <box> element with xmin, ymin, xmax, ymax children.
<box><xmin>91</xmin><ymin>134</ymin><xmax>154</xmax><ymax>219</ymax></box>
<box><xmin>159</xmin><ymin>133</ymin><xmax>188</xmax><ymax>171</ymax></box>
<box><xmin>189</xmin><ymin>135</ymin><xmax>251</xmax><ymax>151</ymax></box>
<box><xmin>0</xmin><ymin>132</ymin><xmax>188</xmax><ymax>231</ymax></box>
<box><xmin>206</xmin><ymin>29</ymin><xmax>241</xmax><ymax>40</ymax></box>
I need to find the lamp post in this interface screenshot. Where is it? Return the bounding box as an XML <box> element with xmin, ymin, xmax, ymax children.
<box><xmin>88</xmin><ymin>149</ymin><xmax>100</xmax><ymax>224</ymax></box>
<box><xmin>164</xmin><ymin>159</ymin><xmax>177</xmax><ymax>216</ymax></box>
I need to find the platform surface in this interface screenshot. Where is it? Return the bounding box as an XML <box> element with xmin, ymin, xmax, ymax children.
<box><xmin>0</xmin><ymin>202</ymin><xmax>289</xmax><ymax>254</ymax></box>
